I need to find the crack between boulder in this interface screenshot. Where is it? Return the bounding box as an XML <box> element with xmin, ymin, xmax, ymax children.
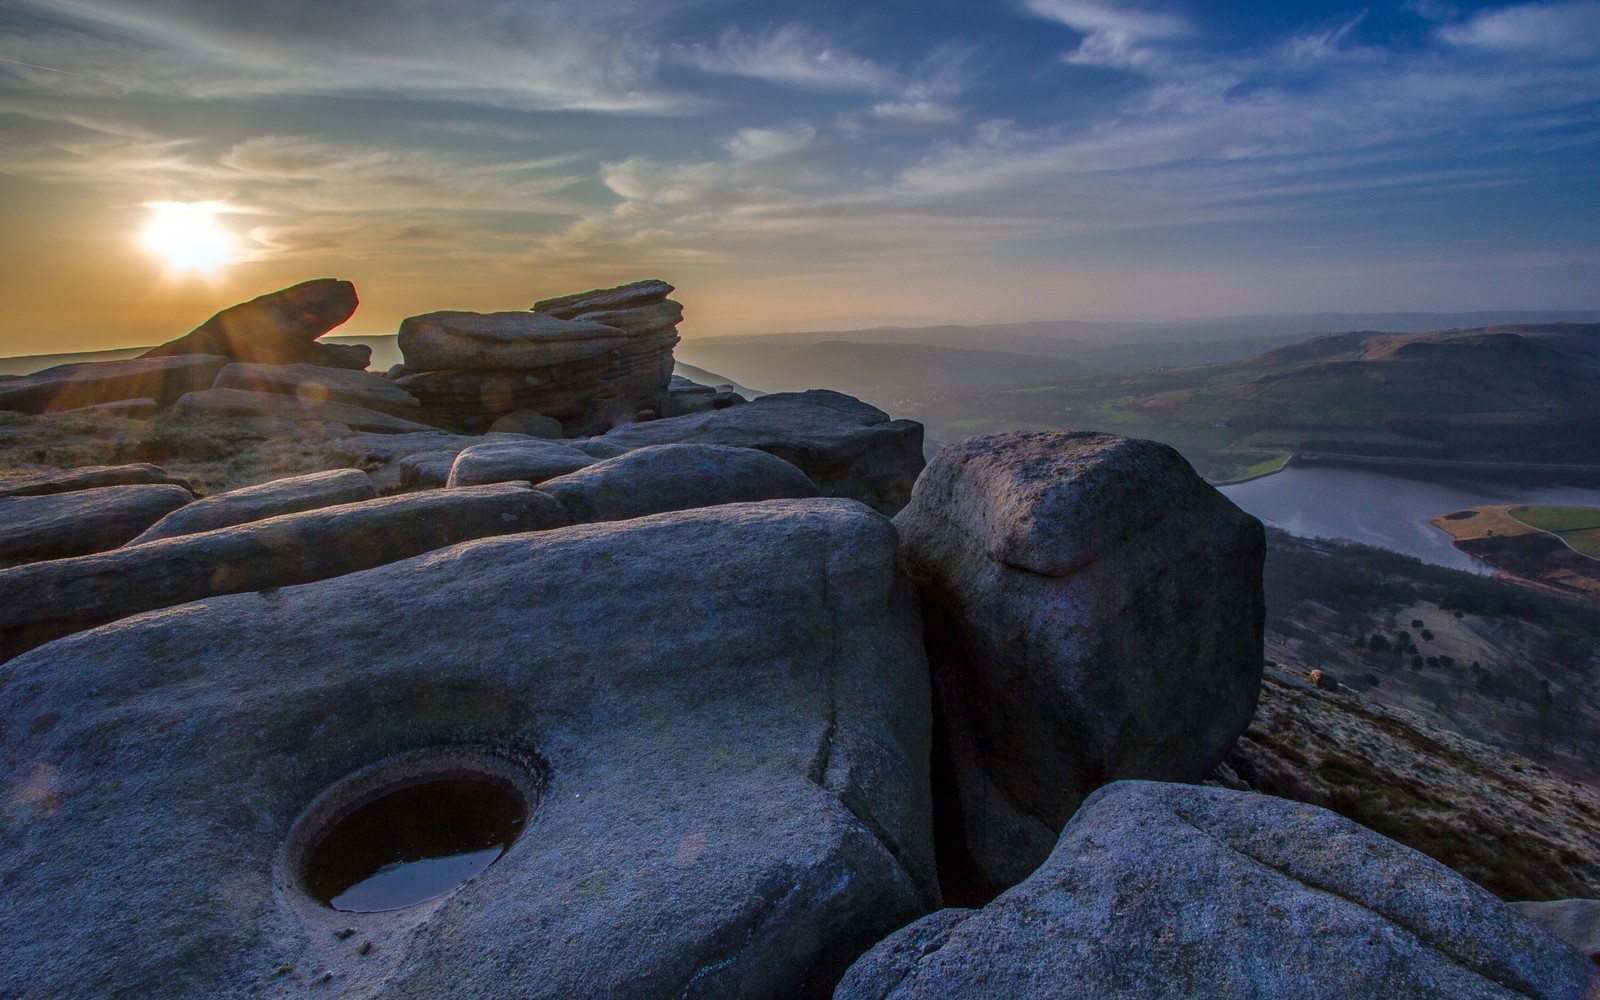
<box><xmin>807</xmin><ymin>558</ymin><xmax>839</xmax><ymax>788</ymax></box>
<box><xmin>1166</xmin><ymin>803</ymin><xmax>1549</xmax><ymax>1000</ymax></box>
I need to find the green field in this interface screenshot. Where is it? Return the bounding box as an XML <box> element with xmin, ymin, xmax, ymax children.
<box><xmin>1510</xmin><ymin>506</ymin><xmax>1600</xmax><ymax>559</ymax></box>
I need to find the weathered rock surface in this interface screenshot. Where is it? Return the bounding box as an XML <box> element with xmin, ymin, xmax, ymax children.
<box><xmin>398</xmin><ymin>311</ymin><xmax>633</xmax><ymax>371</ymax></box>
<box><xmin>174</xmin><ymin>387</ymin><xmax>437</xmax><ymax>434</ymax></box>
<box><xmin>321</xmin><ymin>431</ymin><xmax>533</xmax><ymax>492</ymax></box>
<box><xmin>128</xmin><ymin>469</ymin><xmax>377</xmax><ymax>544</ymax></box>
<box><xmin>1512</xmin><ymin>900</ymin><xmax>1600</xmax><ymax>962</ymax></box>
<box><xmin>893</xmin><ymin>430</ymin><xmax>1265</xmax><ymax>897</ymax></box>
<box><xmin>446</xmin><ymin>438</ymin><xmax>597</xmax><ymax>487</ymax></box>
<box><xmin>0</xmin><ymin>355</ymin><xmax>228</xmax><ymax>414</ymax></box>
<box><xmin>534</xmin><ymin>278</ymin><xmax>676</xmax><ymax>318</ymax></box>
<box><xmin>0</xmin><ymin>499</ymin><xmax>936</xmax><ymax>999</ymax></box>
<box><xmin>215</xmin><ymin>362</ymin><xmax>427</xmax><ymax>419</ymax></box>
<box><xmin>0</xmin><ymin>463</ymin><xmax>194</xmax><ymax>499</ymax></box>
<box><xmin>601</xmin><ymin>390</ymin><xmax>924</xmax><ymax>515</ymax></box>
<box><xmin>487</xmin><ymin>408</ymin><xmax>565</xmax><ymax>437</ymax></box>
<box><xmin>539</xmin><ymin>444</ymin><xmax>818</xmax><ymax>523</ymax></box>
<box><xmin>835</xmin><ymin>781</ymin><xmax>1595</xmax><ymax>1000</ymax></box>
<box><xmin>141</xmin><ymin>278</ymin><xmax>362</xmax><ymax>367</ymax></box>
<box><xmin>0</xmin><ymin>485</ymin><xmax>193</xmax><ymax>564</ymax></box>
<box><xmin>398</xmin><ymin>449</ymin><xmax>461</xmax><ymax>489</ymax></box>
<box><xmin>64</xmin><ymin>397</ymin><xmax>159</xmax><ymax>418</ymax></box>
<box><xmin>0</xmin><ymin>483</ymin><xmax>566</xmax><ymax>661</ymax></box>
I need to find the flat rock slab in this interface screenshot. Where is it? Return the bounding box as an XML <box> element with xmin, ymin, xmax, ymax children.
<box><xmin>534</xmin><ymin>278</ymin><xmax>675</xmax><ymax>317</ymax></box>
<box><xmin>0</xmin><ymin>355</ymin><xmax>228</xmax><ymax>414</ymax></box>
<box><xmin>540</xmin><ymin>443</ymin><xmax>818</xmax><ymax>523</ymax></box>
<box><xmin>215</xmin><ymin>362</ymin><xmax>426</xmax><ymax>419</ymax></box>
<box><xmin>0</xmin><ymin>463</ymin><xmax>194</xmax><ymax>499</ymax></box>
<box><xmin>0</xmin><ymin>482</ymin><xmax>566</xmax><ymax>662</ymax></box>
<box><xmin>174</xmin><ymin>387</ymin><xmax>437</xmax><ymax>434</ymax></box>
<box><xmin>0</xmin><ymin>484</ymin><xmax>193</xmax><ymax>563</ymax></box>
<box><xmin>0</xmin><ymin>499</ymin><xmax>936</xmax><ymax>999</ymax></box>
<box><xmin>836</xmin><ymin>781</ymin><xmax>1595</xmax><ymax>1000</ymax></box>
<box><xmin>601</xmin><ymin>390</ymin><xmax>925</xmax><ymax>515</ymax></box>
<box><xmin>128</xmin><ymin>469</ymin><xmax>377</xmax><ymax>544</ymax></box>
<box><xmin>141</xmin><ymin>278</ymin><xmax>359</xmax><ymax>365</ymax></box>
<box><xmin>893</xmin><ymin>430</ymin><xmax>1265</xmax><ymax>896</ymax></box>
<box><xmin>398</xmin><ymin>311</ymin><xmax>630</xmax><ymax>370</ymax></box>
<box><xmin>447</xmin><ymin>439</ymin><xmax>597</xmax><ymax>487</ymax></box>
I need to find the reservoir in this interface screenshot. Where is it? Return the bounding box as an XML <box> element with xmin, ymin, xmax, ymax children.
<box><xmin>1219</xmin><ymin>464</ymin><xmax>1600</xmax><ymax>573</ymax></box>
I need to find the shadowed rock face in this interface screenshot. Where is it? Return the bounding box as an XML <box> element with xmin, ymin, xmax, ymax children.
<box><xmin>538</xmin><ymin>443</ymin><xmax>819</xmax><ymax>523</ymax></box>
<box><xmin>0</xmin><ymin>499</ymin><xmax>936</xmax><ymax>1000</ymax></box>
<box><xmin>173</xmin><ymin>387</ymin><xmax>438</xmax><ymax>434</ymax></box>
<box><xmin>141</xmin><ymin>278</ymin><xmax>362</xmax><ymax>367</ymax></box>
<box><xmin>893</xmin><ymin>430</ymin><xmax>1265</xmax><ymax>899</ymax></box>
<box><xmin>0</xmin><ymin>355</ymin><xmax>228</xmax><ymax>414</ymax></box>
<box><xmin>214</xmin><ymin>363</ymin><xmax>427</xmax><ymax>419</ymax></box>
<box><xmin>446</xmin><ymin>439</ymin><xmax>597</xmax><ymax>487</ymax></box>
<box><xmin>0</xmin><ymin>463</ymin><xmax>194</xmax><ymax>499</ymax></box>
<box><xmin>0</xmin><ymin>485</ymin><xmax>194</xmax><ymax>564</ymax></box>
<box><xmin>836</xmin><ymin>781</ymin><xmax>1596</xmax><ymax>1000</ymax></box>
<box><xmin>127</xmin><ymin>469</ymin><xmax>377</xmax><ymax>544</ymax></box>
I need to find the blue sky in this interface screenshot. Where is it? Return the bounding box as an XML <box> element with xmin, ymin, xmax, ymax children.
<box><xmin>0</xmin><ymin>0</ymin><xmax>1596</xmax><ymax>349</ymax></box>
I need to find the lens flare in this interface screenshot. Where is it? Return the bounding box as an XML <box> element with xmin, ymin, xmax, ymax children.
<box><xmin>140</xmin><ymin>202</ymin><xmax>237</xmax><ymax>275</ymax></box>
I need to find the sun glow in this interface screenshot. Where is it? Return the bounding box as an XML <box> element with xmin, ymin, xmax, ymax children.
<box><xmin>140</xmin><ymin>201</ymin><xmax>238</xmax><ymax>275</ymax></box>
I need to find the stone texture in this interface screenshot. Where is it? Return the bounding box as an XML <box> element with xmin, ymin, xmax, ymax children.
<box><xmin>487</xmin><ymin>408</ymin><xmax>565</xmax><ymax>438</ymax></box>
<box><xmin>539</xmin><ymin>444</ymin><xmax>819</xmax><ymax>523</ymax></box>
<box><xmin>321</xmin><ymin>432</ymin><xmax>533</xmax><ymax>492</ymax></box>
<box><xmin>0</xmin><ymin>499</ymin><xmax>935</xmax><ymax>999</ymax></box>
<box><xmin>601</xmin><ymin>390</ymin><xmax>924</xmax><ymax>515</ymax></box>
<box><xmin>174</xmin><ymin>387</ymin><xmax>437</xmax><ymax>434</ymax></box>
<box><xmin>533</xmin><ymin>278</ymin><xmax>675</xmax><ymax>317</ymax></box>
<box><xmin>0</xmin><ymin>463</ymin><xmax>194</xmax><ymax>499</ymax></box>
<box><xmin>0</xmin><ymin>485</ymin><xmax>194</xmax><ymax>564</ymax></box>
<box><xmin>398</xmin><ymin>449</ymin><xmax>461</xmax><ymax>490</ymax></box>
<box><xmin>0</xmin><ymin>355</ymin><xmax>228</xmax><ymax>414</ymax></box>
<box><xmin>893</xmin><ymin>430</ymin><xmax>1265</xmax><ymax>896</ymax></box>
<box><xmin>215</xmin><ymin>362</ymin><xmax>427</xmax><ymax>419</ymax></box>
<box><xmin>128</xmin><ymin>469</ymin><xmax>378</xmax><ymax>544</ymax></box>
<box><xmin>65</xmin><ymin>397</ymin><xmax>159</xmax><ymax>418</ymax></box>
<box><xmin>446</xmin><ymin>439</ymin><xmax>597</xmax><ymax>487</ymax></box>
<box><xmin>835</xmin><ymin>781</ymin><xmax>1595</xmax><ymax>1000</ymax></box>
<box><xmin>398</xmin><ymin>312</ymin><xmax>635</xmax><ymax>371</ymax></box>
<box><xmin>141</xmin><ymin>278</ymin><xmax>361</xmax><ymax>366</ymax></box>
<box><xmin>0</xmin><ymin>483</ymin><xmax>566</xmax><ymax>662</ymax></box>
<box><xmin>1512</xmin><ymin>901</ymin><xmax>1600</xmax><ymax>962</ymax></box>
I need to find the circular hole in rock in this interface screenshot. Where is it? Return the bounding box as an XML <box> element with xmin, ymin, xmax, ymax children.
<box><xmin>303</xmin><ymin>777</ymin><xmax>528</xmax><ymax>912</ymax></box>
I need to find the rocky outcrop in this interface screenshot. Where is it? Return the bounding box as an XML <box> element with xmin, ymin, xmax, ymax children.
<box><xmin>0</xmin><ymin>483</ymin><xmax>566</xmax><ymax>662</ymax></box>
<box><xmin>835</xmin><ymin>781</ymin><xmax>1595</xmax><ymax>1000</ymax></box>
<box><xmin>0</xmin><ymin>499</ymin><xmax>935</xmax><ymax>999</ymax></box>
<box><xmin>140</xmin><ymin>278</ymin><xmax>365</xmax><ymax>368</ymax></box>
<box><xmin>173</xmin><ymin>387</ymin><xmax>437</xmax><ymax>434</ymax></box>
<box><xmin>215</xmin><ymin>363</ymin><xmax>427</xmax><ymax>419</ymax></box>
<box><xmin>128</xmin><ymin>469</ymin><xmax>377</xmax><ymax>544</ymax></box>
<box><xmin>893</xmin><ymin>430</ymin><xmax>1265</xmax><ymax>897</ymax></box>
<box><xmin>660</xmin><ymin>374</ymin><xmax>746</xmax><ymax>418</ymax></box>
<box><xmin>321</xmin><ymin>431</ymin><xmax>535</xmax><ymax>492</ymax></box>
<box><xmin>446</xmin><ymin>439</ymin><xmax>597</xmax><ymax>487</ymax></box>
<box><xmin>487</xmin><ymin>409</ymin><xmax>565</xmax><ymax>437</ymax></box>
<box><xmin>0</xmin><ymin>355</ymin><xmax>228</xmax><ymax>414</ymax></box>
<box><xmin>0</xmin><ymin>463</ymin><xmax>193</xmax><ymax>499</ymax></box>
<box><xmin>0</xmin><ymin>485</ymin><xmax>194</xmax><ymax>564</ymax></box>
<box><xmin>539</xmin><ymin>444</ymin><xmax>818</xmax><ymax>523</ymax></box>
<box><xmin>392</xmin><ymin>280</ymin><xmax>682</xmax><ymax>433</ymax></box>
<box><xmin>600</xmin><ymin>390</ymin><xmax>924</xmax><ymax>515</ymax></box>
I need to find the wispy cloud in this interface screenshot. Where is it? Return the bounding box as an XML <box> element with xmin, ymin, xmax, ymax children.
<box><xmin>1439</xmin><ymin>0</ymin><xmax>1600</xmax><ymax>58</ymax></box>
<box><xmin>679</xmin><ymin>24</ymin><xmax>895</xmax><ymax>93</ymax></box>
<box><xmin>1021</xmin><ymin>0</ymin><xmax>1190</xmax><ymax>69</ymax></box>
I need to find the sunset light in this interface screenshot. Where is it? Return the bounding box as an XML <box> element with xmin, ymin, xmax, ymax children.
<box><xmin>140</xmin><ymin>202</ymin><xmax>236</xmax><ymax>275</ymax></box>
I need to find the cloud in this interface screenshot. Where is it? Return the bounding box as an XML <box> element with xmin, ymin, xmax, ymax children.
<box><xmin>1021</xmin><ymin>0</ymin><xmax>1190</xmax><ymax>69</ymax></box>
<box><xmin>680</xmin><ymin>24</ymin><xmax>895</xmax><ymax>93</ymax></box>
<box><xmin>1439</xmin><ymin>0</ymin><xmax>1600</xmax><ymax>58</ymax></box>
<box><xmin>601</xmin><ymin>124</ymin><xmax>825</xmax><ymax>208</ymax></box>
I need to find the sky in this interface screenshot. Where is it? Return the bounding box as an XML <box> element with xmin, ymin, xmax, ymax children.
<box><xmin>0</xmin><ymin>0</ymin><xmax>1597</xmax><ymax>353</ymax></box>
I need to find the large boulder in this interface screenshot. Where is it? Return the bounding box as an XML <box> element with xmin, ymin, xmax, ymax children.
<box><xmin>0</xmin><ymin>483</ymin><xmax>566</xmax><ymax>662</ymax></box>
<box><xmin>173</xmin><ymin>387</ymin><xmax>437</xmax><ymax>434</ymax></box>
<box><xmin>128</xmin><ymin>469</ymin><xmax>377</xmax><ymax>544</ymax></box>
<box><xmin>0</xmin><ymin>485</ymin><xmax>194</xmax><ymax>564</ymax></box>
<box><xmin>835</xmin><ymin>781</ymin><xmax>1596</xmax><ymax>1000</ymax></box>
<box><xmin>397</xmin><ymin>311</ymin><xmax>633</xmax><ymax>371</ymax></box>
<box><xmin>893</xmin><ymin>430</ymin><xmax>1264</xmax><ymax>896</ymax></box>
<box><xmin>0</xmin><ymin>355</ymin><xmax>228</xmax><ymax>413</ymax></box>
<box><xmin>0</xmin><ymin>463</ymin><xmax>193</xmax><ymax>499</ymax></box>
<box><xmin>0</xmin><ymin>499</ymin><xmax>936</xmax><ymax>998</ymax></box>
<box><xmin>538</xmin><ymin>443</ymin><xmax>819</xmax><ymax>523</ymax></box>
<box><xmin>446</xmin><ymin>438</ymin><xmax>597</xmax><ymax>487</ymax></box>
<box><xmin>214</xmin><ymin>363</ymin><xmax>427</xmax><ymax>419</ymax></box>
<box><xmin>601</xmin><ymin>390</ymin><xmax>924</xmax><ymax>515</ymax></box>
<box><xmin>140</xmin><ymin>278</ymin><xmax>362</xmax><ymax>367</ymax></box>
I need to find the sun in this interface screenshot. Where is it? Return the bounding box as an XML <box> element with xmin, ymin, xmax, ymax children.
<box><xmin>140</xmin><ymin>201</ymin><xmax>238</xmax><ymax>275</ymax></box>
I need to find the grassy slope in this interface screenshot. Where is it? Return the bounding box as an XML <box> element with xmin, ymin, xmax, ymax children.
<box><xmin>1513</xmin><ymin>506</ymin><xmax>1600</xmax><ymax>560</ymax></box>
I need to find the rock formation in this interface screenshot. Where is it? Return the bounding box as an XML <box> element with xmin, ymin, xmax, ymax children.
<box><xmin>173</xmin><ymin>387</ymin><xmax>437</xmax><ymax>435</ymax></box>
<box><xmin>0</xmin><ymin>484</ymin><xmax>194</xmax><ymax>564</ymax></box>
<box><xmin>128</xmin><ymin>469</ymin><xmax>377</xmax><ymax>544</ymax></box>
<box><xmin>140</xmin><ymin>278</ymin><xmax>365</xmax><ymax>368</ymax></box>
<box><xmin>894</xmin><ymin>430</ymin><xmax>1265</xmax><ymax>897</ymax></box>
<box><xmin>215</xmin><ymin>362</ymin><xmax>427</xmax><ymax>420</ymax></box>
<box><xmin>0</xmin><ymin>463</ymin><xmax>193</xmax><ymax>498</ymax></box>
<box><xmin>0</xmin><ymin>355</ymin><xmax>228</xmax><ymax>414</ymax></box>
<box><xmin>445</xmin><ymin>438</ymin><xmax>597</xmax><ymax>487</ymax></box>
<box><xmin>537</xmin><ymin>443</ymin><xmax>819</xmax><ymax>523</ymax></box>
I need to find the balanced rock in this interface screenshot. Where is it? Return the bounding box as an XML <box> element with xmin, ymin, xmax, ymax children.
<box><xmin>0</xmin><ymin>355</ymin><xmax>227</xmax><ymax>414</ymax></box>
<box><xmin>0</xmin><ymin>482</ymin><xmax>566</xmax><ymax>662</ymax></box>
<box><xmin>835</xmin><ymin>781</ymin><xmax>1595</xmax><ymax>1000</ymax></box>
<box><xmin>600</xmin><ymin>390</ymin><xmax>924</xmax><ymax>515</ymax></box>
<box><xmin>215</xmin><ymin>363</ymin><xmax>427</xmax><ymax>419</ymax></box>
<box><xmin>0</xmin><ymin>485</ymin><xmax>193</xmax><ymax>564</ymax></box>
<box><xmin>446</xmin><ymin>439</ymin><xmax>597</xmax><ymax>487</ymax></box>
<box><xmin>893</xmin><ymin>430</ymin><xmax>1265</xmax><ymax>895</ymax></box>
<box><xmin>0</xmin><ymin>499</ymin><xmax>936</xmax><ymax>998</ymax></box>
<box><xmin>141</xmin><ymin>278</ymin><xmax>363</xmax><ymax>367</ymax></box>
<box><xmin>174</xmin><ymin>387</ymin><xmax>436</xmax><ymax>435</ymax></box>
<box><xmin>128</xmin><ymin>469</ymin><xmax>378</xmax><ymax>544</ymax></box>
<box><xmin>0</xmin><ymin>463</ymin><xmax>193</xmax><ymax>499</ymax></box>
<box><xmin>539</xmin><ymin>444</ymin><xmax>818</xmax><ymax>523</ymax></box>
